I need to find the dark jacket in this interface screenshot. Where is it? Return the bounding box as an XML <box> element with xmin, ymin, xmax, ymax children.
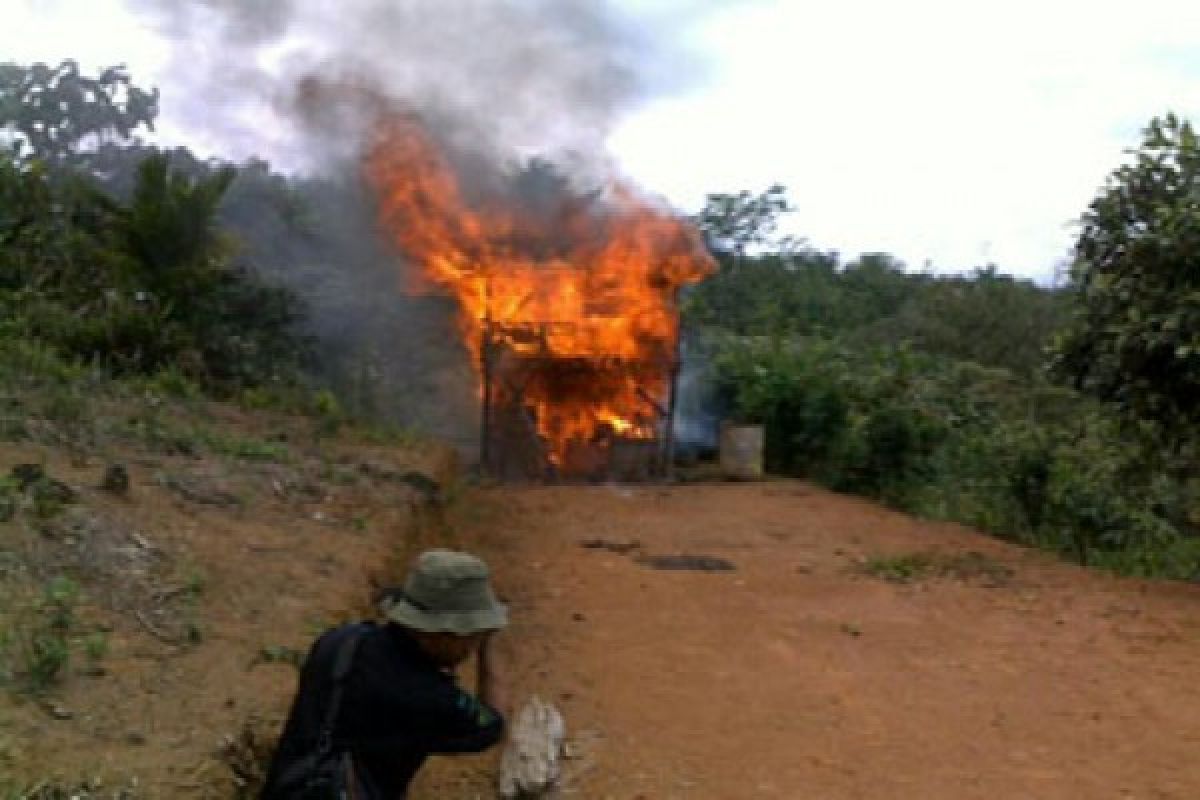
<box><xmin>261</xmin><ymin>622</ymin><xmax>505</xmax><ymax>799</ymax></box>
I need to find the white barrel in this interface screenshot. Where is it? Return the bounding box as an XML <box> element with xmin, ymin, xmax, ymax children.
<box><xmin>720</xmin><ymin>422</ymin><xmax>764</xmax><ymax>480</ymax></box>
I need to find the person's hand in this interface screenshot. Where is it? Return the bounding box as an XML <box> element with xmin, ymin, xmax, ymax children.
<box><xmin>477</xmin><ymin>630</ymin><xmax>498</xmax><ymax>660</ymax></box>
<box><xmin>475</xmin><ymin>630</ymin><xmax>508</xmax><ymax>716</ymax></box>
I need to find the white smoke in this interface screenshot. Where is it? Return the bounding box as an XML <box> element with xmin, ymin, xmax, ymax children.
<box><xmin>125</xmin><ymin>0</ymin><xmax>714</xmax><ymax>175</ymax></box>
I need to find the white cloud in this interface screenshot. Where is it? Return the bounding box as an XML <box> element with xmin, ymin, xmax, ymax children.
<box><xmin>609</xmin><ymin>0</ymin><xmax>1200</xmax><ymax>278</ymax></box>
<box><xmin>6</xmin><ymin>0</ymin><xmax>1200</xmax><ymax>280</ymax></box>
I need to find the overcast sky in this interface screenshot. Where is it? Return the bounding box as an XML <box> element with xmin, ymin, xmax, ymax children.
<box><xmin>7</xmin><ymin>0</ymin><xmax>1200</xmax><ymax>281</ymax></box>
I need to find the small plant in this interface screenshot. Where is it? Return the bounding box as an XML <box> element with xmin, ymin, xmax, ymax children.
<box><xmin>83</xmin><ymin>631</ymin><xmax>110</xmax><ymax>663</ymax></box>
<box><xmin>258</xmin><ymin>644</ymin><xmax>305</xmax><ymax>669</ymax></box>
<box><xmin>39</xmin><ymin>384</ymin><xmax>87</xmax><ymax>425</ymax></box>
<box><xmin>183</xmin><ymin>566</ymin><xmax>207</xmax><ymax>598</ymax></box>
<box><xmin>859</xmin><ymin>550</ymin><xmax>1013</xmax><ymax>587</ymax></box>
<box><xmin>0</xmin><ymin>477</ymin><xmax>18</xmax><ymax>522</ymax></box>
<box><xmin>18</xmin><ymin>576</ymin><xmax>80</xmax><ymax>693</ymax></box>
<box><xmin>352</xmin><ymin>422</ymin><xmax>422</xmax><ymax>448</ymax></box>
<box><xmin>200</xmin><ymin>429</ymin><xmax>291</xmax><ymax>463</ymax></box>
<box><xmin>312</xmin><ymin>389</ymin><xmax>344</xmax><ymax>439</ymax></box>
<box><xmin>0</xmin><ymin>404</ymin><xmax>28</xmax><ymax>442</ymax></box>
<box><xmin>184</xmin><ymin>621</ymin><xmax>205</xmax><ymax>645</ymax></box>
<box><xmin>0</xmin><ymin>626</ymin><xmax>13</xmax><ymax>686</ymax></box>
<box><xmin>177</xmin><ymin>565</ymin><xmax>207</xmax><ymax>646</ymax></box>
<box><xmin>123</xmin><ymin>412</ymin><xmax>200</xmax><ymax>456</ymax></box>
<box><xmin>860</xmin><ymin>552</ymin><xmax>938</xmax><ymax>584</ymax></box>
<box><xmin>40</xmin><ymin>577</ymin><xmax>78</xmax><ymax>633</ymax></box>
<box><xmin>937</xmin><ymin>551</ymin><xmax>1014</xmax><ymax>586</ymax></box>
<box><xmin>25</xmin><ymin>630</ymin><xmax>70</xmax><ymax>691</ymax></box>
<box><xmin>28</xmin><ymin>478</ymin><xmax>76</xmax><ymax>520</ymax></box>
<box><xmin>142</xmin><ymin>365</ymin><xmax>203</xmax><ymax>400</ymax></box>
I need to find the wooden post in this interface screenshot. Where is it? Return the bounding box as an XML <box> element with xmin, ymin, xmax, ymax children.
<box><xmin>479</xmin><ymin>278</ymin><xmax>494</xmax><ymax>476</ymax></box>
<box><xmin>662</xmin><ymin>291</ymin><xmax>683</xmax><ymax>481</ymax></box>
<box><xmin>480</xmin><ymin>319</ymin><xmax>493</xmax><ymax>476</ymax></box>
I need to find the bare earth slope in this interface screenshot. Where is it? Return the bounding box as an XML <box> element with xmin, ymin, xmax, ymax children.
<box><xmin>0</xmin><ymin>409</ymin><xmax>450</xmax><ymax>797</ymax></box>
<box><xmin>416</xmin><ymin>482</ymin><xmax>1200</xmax><ymax>799</ymax></box>
<box><xmin>8</xmin><ymin>426</ymin><xmax>1200</xmax><ymax>799</ymax></box>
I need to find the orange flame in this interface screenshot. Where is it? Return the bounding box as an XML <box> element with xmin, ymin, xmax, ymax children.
<box><xmin>364</xmin><ymin>114</ymin><xmax>714</xmax><ymax>467</ymax></box>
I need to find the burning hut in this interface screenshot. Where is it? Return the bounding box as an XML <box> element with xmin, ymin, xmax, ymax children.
<box><xmin>478</xmin><ymin>311</ymin><xmax>680</xmax><ymax>481</ymax></box>
<box><xmin>365</xmin><ymin>115</ymin><xmax>713</xmax><ymax>481</ymax></box>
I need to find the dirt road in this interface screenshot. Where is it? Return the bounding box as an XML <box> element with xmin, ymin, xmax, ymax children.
<box><xmin>414</xmin><ymin>481</ymin><xmax>1200</xmax><ymax>799</ymax></box>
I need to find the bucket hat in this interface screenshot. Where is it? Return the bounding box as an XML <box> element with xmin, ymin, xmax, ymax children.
<box><xmin>381</xmin><ymin>549</ymin><xmax>508</xmax><ymax>635</ymax></box>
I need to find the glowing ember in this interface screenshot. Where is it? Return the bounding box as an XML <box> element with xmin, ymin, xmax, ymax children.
<box><xmin>364</xmin><ymin>114</ymin><xmax>714</xmax><ymax>468</ymax></box>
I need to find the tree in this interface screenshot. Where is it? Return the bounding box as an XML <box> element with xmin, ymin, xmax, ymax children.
<box><xmin>0</xmin><ymin>62</ymin><xmax>305</xmax><ymax>388</ymax></box>
<box><xmin>119</xmin><ymin>152</ymin><xmax>236</xmax><ymax>301</ymax></box>
<box><xmin>693</xmin><ymin>184</ymin><xmax>794</xmax><ymax>264</ymax></box>
<box><xmin>1051</xmin><ymin>113</ymin><xmax>1200</xmax><ymax>452</ymax></box>
<box><xmin>0</xmin><ymin>60</ymin><xmax>158</xmax><ymax>166</ymax></box>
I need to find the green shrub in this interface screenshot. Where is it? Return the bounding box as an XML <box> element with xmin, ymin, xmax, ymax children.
<box><xmin>861</xmin><ymin>551</ymin><xmax>1014</xmax><ymax>586</ymax></box>
<box><xmin>13</xmin><ymin>577</ymin><xmax>80</xmax><ymax>694</ymax></box>
<box><xmin>2</xmin><ymin>147</ymin><xmax>307</xmax><ymax>394</ymax></box>
<box><xmin>860</xmin><ymin>552</ymin><xmax>937</xmax><ymax>583</ymax></box>
<box><xmin>83</xmin><ymin>631</ymin><xmax>109</xmax><ymax>663</ymax></box>
<box><xmin>711</xmin><ymin>333</ymin><xmax>1200</xmax><ymax>580</ymax></box>
<box><xmin>0</xmin><ymin>478</ymin><xmax>17</xmax><ymax>522</ymax></box>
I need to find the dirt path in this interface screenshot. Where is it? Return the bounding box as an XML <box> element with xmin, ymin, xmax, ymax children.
<box><xmin>413</xmin><ymin>481</ymin><xmax>1200</xmax><ymax>799</ymax></box>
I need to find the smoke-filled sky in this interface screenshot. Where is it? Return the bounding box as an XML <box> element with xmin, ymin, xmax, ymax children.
<box><xmin>7</xmin><ymin>0</ymin><xmax>1200</xmax><ymax>280</ymax></box>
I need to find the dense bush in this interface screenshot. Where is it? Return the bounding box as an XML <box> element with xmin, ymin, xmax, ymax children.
<box><xmin>710</xmin><ymin>334</ymin><xmax>1200</xmax><ymax>579</ymax></box>
<box><xmin>1052</xmin><ymin>113</ymin><xmax>1200</xmax><ymax>456</ymax></box>
<box><xmin>687</xmin><ymin>253</ymin><xmax>1066</xmax><ymax>377</ymax></box>
<box><xmin>689</xmin><ymin>182</ymin><xmax>1198</xmax><ymax>580</ymax></box>
<box><xmin>1</xmin><ymin>61</ymin><xmax>309</xmax><ymax>394</ymax></box>
<box><xmin>0</xmin><ymin>152</ymin><xmax>306</xmax><ymax>391</ymax></box>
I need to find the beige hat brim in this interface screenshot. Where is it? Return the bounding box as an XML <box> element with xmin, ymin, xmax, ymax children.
<box><xmin>381</xmin><ymin>595</ymin><xmax>508</xmax><ymax>635</ymax></box>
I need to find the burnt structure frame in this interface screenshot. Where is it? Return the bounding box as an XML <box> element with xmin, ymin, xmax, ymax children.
<box><xmin>478</xmin><ymin>315</ymin><xmax>681</xmax><ymax>482</ymax></box>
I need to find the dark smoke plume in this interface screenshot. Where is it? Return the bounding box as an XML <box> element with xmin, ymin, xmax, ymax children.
<box><xmin>125</xmin><ymin>0</ymin><xmax>722</xmax><ymax>450</ymax></box>
<box><xmin>127</xmin><ymin>0</ymin><xmax>710</xmax><ymax>173</ymax></box>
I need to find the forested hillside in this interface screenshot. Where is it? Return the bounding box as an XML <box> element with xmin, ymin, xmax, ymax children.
<box><xmin>4</xmin><ymin>61</ymin><xmax>1198</xmax><ymax>583</ymax></box>
<box><xmin>687</xmin><ymin>148</ymin><xmax>1200</xmax><ymax>578</ymax></box>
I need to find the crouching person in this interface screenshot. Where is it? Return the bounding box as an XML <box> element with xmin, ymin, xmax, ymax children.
<box><xmin>261</xmin><ymin>549</ymin><xmax>509</xmax><ymax>799</ymax></box>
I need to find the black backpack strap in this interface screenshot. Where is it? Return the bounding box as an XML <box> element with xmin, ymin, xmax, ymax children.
<box><xmin>315</xmin><ymin>624</ymin><xmax>367</xmax><ymax>755</ymax></box>
<box><xmin>270</xmin><ymin>624</ymin><xmax>370</xmax><ymax>796</ymax></box>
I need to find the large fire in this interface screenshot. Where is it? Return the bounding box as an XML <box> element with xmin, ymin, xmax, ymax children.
<box><xmin>364</xmin><ymin>114</ymin><xmax>714</xmax><ymax>470</ymax></box>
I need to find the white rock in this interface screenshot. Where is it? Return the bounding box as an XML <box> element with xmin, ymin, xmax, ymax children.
<box><xmin>497</xmin><ymin>696</ymin><xmax>566</xmax><ymax>799</ymax></box>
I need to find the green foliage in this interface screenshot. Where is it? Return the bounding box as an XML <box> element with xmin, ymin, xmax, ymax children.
<box><xmin>860</xmin><ymin>551</ymin><xmax>1013</xmax><ymax>585</ymax></box>
<box><xmin>693</xmin><ymin>184</ymin><xmax>794</xmax><ymax>259</ymax></box>
<box><xmin>199</xmin><ymin>430</ymin><xmax>290</xmax><ymax>463</ymax></box>
<box><xmin>121</xmin><ymin>410</ymin><xmax>291</xmax><ymax>463</ymax></box>
<box><xmin>7</xmin><ymin>577</ymin><xmax>80</xmax><ymax>694</ymax></box>
<box><xmin>135</xmin><ymin>366</ymin><xmax>204</xmax><ymax>400</ymax></box>
<box><xmin>258</xmin><ymin>644</ymin><xmax>305</xmax><ymax>670</ymax></box>
<box><xmin>0</xmin><ymin>60</ymin><xmax>158</xmax><ymax>167</ymax></box>
<box><xmin>0</xmin><ymin>62</ymin><xmax>308</xmax><ymax>394</ymax></box>
<box><xmin>711</xmin><ymin>334</ymin><xmax>1200</xmax><ymax>579</ymax></box>
<box><xmin>713</xmin><ymin>338</ymin><xmax>946</xmax><ymax>504</ymax></box>
<box><xmin>311</xmin><ymin>388</ymin><xmax>344</xmax><ymax>438</ymax></box>
<box><xmin>115</xmin><ymin>152</ymin><xmax>236</xmax><ymax>313</ymax></box>
<box><xmin>0</xmin><ymin>477</ymin><xmax>17</xmax><ymax>522</ymax></box>
<box><xmin>83</xmin><ymin>631</ymin><xmax>109</xmax><ymax>663</ymax></box>
<box><xmin>690</xmin><ymin>174</ymin><xmax>1199</xmax><ymax>581</ymax></box>
<box><xmin>687</xmin><ymin>252</ymin><xmax>1065</xmax><ymax>378</ymax></box>
<box><xmin>1053</xmin><ymin>113</ymin><xmax>1200</xmax><ymax>452</ymax></box>
<box><xmin>860</xmin><ymin>552</ymin><xmax>938</xmax><ymax>583</ymax></box>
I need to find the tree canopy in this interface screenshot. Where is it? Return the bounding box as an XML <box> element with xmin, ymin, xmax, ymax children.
<box><xmin>0</xmin><ymin>61</ymin><xmax>304</xmax><ymax>389</ymax></box>
<box><xmin>1052</xmin><ymin>113</ymin><xmax>1200</xmax><ymax>451</ymax></box>
<box><xmin>693</xmin><ymin>183</ymin><xmax>794</xmax><ymax>260</ymax></box>
<box><xmin>0</xmin><ymin>59</ymin><xmax>157</xmax><ymax>165</ymax></box>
